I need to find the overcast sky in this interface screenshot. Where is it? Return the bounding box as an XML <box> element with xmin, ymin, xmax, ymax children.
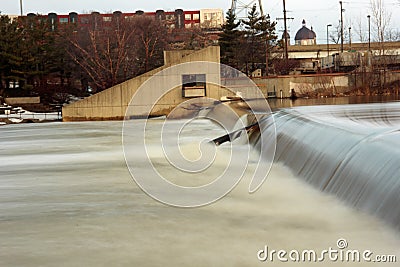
<box><xmin>2</xmin><ymin>0</ymin><xmax>400</xmax><ymax>43</ymax></box>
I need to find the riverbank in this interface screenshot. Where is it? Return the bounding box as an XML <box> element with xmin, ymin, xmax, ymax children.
<box><xmin>267</xmin><ymin>94</ymin><xmax>400</xmax><ymax>110</ymax></box>
<box><xmin>2</xmin><ymin>94</ymin><xmax>400</xmax><ymax>126</ymax></box>
<box><xmin>0</xmin><ymin>106</ymin><xmax>61</xmax><ymax>125</ymax></box>
<box><xmin>0</xmin><ymin>117</ymin><xmax>62</xmax><ymax>126</ymax></box>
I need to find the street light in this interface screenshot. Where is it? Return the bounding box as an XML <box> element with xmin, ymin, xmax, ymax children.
<box><xmin>367</xmin><ymin>15</ymin><xmax>371</xmax><ymax>51</ymax></box>
<box><xmin>19</xmin><ymin>0</ymin><xmax>23</xmax><ymax>16</ymax></box>
<box><xmin>327</xmin><ymin>24</ymin><xmax>332</xmax><ymax>58</ymax></box>
<box><xmin>349</xmin><ymin>26</ymin><xmax>352</xmax><ymax>48</ymax></box>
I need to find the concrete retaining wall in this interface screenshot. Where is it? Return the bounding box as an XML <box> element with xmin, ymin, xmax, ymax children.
<box><xmin>252</xmin><ymin>74</ymin><xmax>350</xmax><ymax>98</ymax></box>
<box><xmin>5</xmin><ymin>97</ymin><xmax>40</xmax><ymax>105</ymax></box>
<box><xmin>63</xmin><ymin>46</ymin><xmax>222</xmax><ymax>121</ymax></box>
<box><xmin>222</xmin><ymin>74</ymin><xmax>350</xmax><ymax>99</ymax></box>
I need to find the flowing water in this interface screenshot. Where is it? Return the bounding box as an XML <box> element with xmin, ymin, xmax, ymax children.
<box><xmin>258</xmin><ymin>102</ymin><xmax>400</xmax><ymax>230</ymax></box>
<box><xmin>267</xmin><ymin>95</ymin><xmax>400</xmax><ymax>110</ymax></box>
<box><xmin>1</xmin><ymin>107</ymin><xmax>400</xmax><ymax>266</ymax></box>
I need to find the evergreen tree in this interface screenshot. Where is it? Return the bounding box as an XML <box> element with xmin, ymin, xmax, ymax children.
<box><xmin>219</xmin><ymin>9</ymin><xmax>241</xmax><ymax>67</ymax></box>
<box><xmin>20</xmin><ymin>17</ymin><xmax>55</xmax><ymax>90</ymax></box>
<box><xmin>0</xmin><ymin>15</ymin><xmax>24</xmax><ymax>93</ymax></box>
<box><xmin>241</xmin><ymin>4</ymin><xmax>277</xmax><ymax>75</ymax></box>
<box><xmin>15</xmin><ymin>16</ymin><xmax>74</xmax><ymax>100</ymax></box>
<box><xmin>242</xmin><ymin>4</ymin><xmax>261</xmax><ymax>74</ymax></box>
<box><xmin>257</xmin><ymin>14</ymin><xmax>277</xmax><ymax>75</ymax></box>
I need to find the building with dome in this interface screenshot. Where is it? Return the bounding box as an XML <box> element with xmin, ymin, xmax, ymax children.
<box><xmin>295</xmin><ymin>19</ymin><xmax>316</xmax><ymax>46</ymax></box>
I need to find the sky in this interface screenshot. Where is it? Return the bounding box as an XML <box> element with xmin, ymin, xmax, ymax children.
<box><xmin>1</xmin><ymin>0</ymin><xmax>400</xmax><ymax>43</ymax></box>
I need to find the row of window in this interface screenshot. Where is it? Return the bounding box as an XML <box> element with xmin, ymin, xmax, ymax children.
<box><xmin>204</xmin><ymin>13</ymin><xmax>219</xmax><ymax>21</ymax></box>
<box><xmin>184</xmin><ymin>14</ymin><xmax>200</xmax><ymax>21</ymax></box>
<box><xmin>57</xmin><ymin>14</ymin><xmax>200</xmax><ymax>24</ymax></box>
<box><xmin>185</xmin><ymin>12</ymin><xmax>221</xmax><ymax>21</ymax></box>
<box><xmin>185</xmin><ymin>23</ymin><xmax>200</xmax><ymax>28</ymax></box>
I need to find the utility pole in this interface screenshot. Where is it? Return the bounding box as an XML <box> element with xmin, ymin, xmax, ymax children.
<box><xmin>282</xmin><ymin>0</ymin><xmax>289</xmax><ymax>61</ymax></box>
<box><xmin>277</xmin><ymin>0</ymin><xmax>293</xmax><ymax>73</ymax></box>
<box><xmin>266</xmin><ymin>37</ymin><xmax>269</xmax><ymax>76</ymax></box>
<box><xmin>367</xmin><ymin>15</ymin><xmax>371</xmax><ymax>51</ymax></box>
<box><xmin>339</xmin><ymin>1</ymin><xmax>344</xmax><ymax>53</ymax></box>
<box><xmin>19</xmin><ymin>0</ymin><xmax>23</xmax><ymax>16</ymax></box>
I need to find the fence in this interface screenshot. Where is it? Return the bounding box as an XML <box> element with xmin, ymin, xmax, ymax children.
<box><xmin>1</xmin><ymin>111</ymin><xmax>62</xmax><ymax>121</ymax></box>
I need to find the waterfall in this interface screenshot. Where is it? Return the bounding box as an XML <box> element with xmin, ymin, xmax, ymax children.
<box><xmin>254</xmin><ymin>103</ymin><xmax>400</xmax><ymax>230</ymax></box>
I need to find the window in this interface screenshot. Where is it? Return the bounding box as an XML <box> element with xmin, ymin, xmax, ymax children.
<box><xmin>103</xmin><ymin>16</ymin><xmax>112</xmax><ymax>22</ymax></box>
<box><xmin>166</xmin><ymin>14</ymin><xmax>175</xmax><ymax>20</ymax></box>
<box><xmin>185</xmin><ymin>14</ymin><xmax>192</xmax><ymax>20</ymax></box>
<box><xmin>193</xmin><ymin>14</ymin><xmax>200</xmax><ymax>20</ymax></box>
<box><xmin>59</xmin><ymin>18</ymin><xmax>68</xmax><ymax>23</ymax></box>
<box><xmin>182</xmin><ymin>74</ymin><xmax>206</xmax><ymax>98</ymax></box>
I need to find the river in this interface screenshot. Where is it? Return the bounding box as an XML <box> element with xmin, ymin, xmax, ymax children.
<box><xmin>1</xmin><ymin>104</ymin><xmax>399</xmax><ymax>266</ymax></box>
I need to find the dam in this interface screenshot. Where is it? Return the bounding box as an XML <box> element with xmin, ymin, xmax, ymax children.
<box><xmin>253</xmin><ymin>102</ymin><xmax>400</xmax><ymax>230</ymax></box>
<box><xmin>1</xmin><ymin>101</ymin><xmax>400</xmax><ymax>266</ymax></box>
<box><xmin>62</xmin><ymin>46</ymin><xmax>357</xmax><ymax>122</ymax></box>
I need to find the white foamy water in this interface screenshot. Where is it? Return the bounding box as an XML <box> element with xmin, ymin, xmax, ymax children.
<box><xmin>0</xmin><ymin>118</ymin><xmax>399</xmax><ymax>266</ymax></box>
<box><xmin>265</xmin><ymin>103</ymin><xmax>400</xmax><ymax>230</ymax></box>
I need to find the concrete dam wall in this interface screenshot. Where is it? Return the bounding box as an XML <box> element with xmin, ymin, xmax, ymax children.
<box><xmin>62</xmin><ymin>46</ymin><xmax>226</xmax><ymax>121</ymax></box>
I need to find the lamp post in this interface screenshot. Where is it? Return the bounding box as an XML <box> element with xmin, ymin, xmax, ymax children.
<box><xmin>19</xmin><ymin>0</ymin><xmax>23</xmax><ymax>16</ymax></box>
<box><xmin>339</xmin><ymin>1</ymin><xmax>344</xmax><ymax>53</ymax></box>
<box><xmin>327</xmin><ymin>24</ymin><xmax>332</xmax><ymax>58</ymax></box>
<box><xmin>367</xmin><ymin>15</ymin><xmax>371</xmax><ymax>52</ymax></box>
<box><xmin>349</xmin><ymin>26</ymin><xmax>352</xmax><ymax>49</ymax></box>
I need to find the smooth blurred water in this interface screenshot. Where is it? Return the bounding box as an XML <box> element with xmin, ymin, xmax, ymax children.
<box><xmin>252</xmin><ymin>102</ymin><xmax>400</xmax><ymax>231</ymax></box>
<box><xmin>1</xmin><ymin>118</ymin><xmax>399</xmax><ymax>266</ymax></box>
<box><xmin>267</xmin><ymin>95</ymin><xmax>400</xmax><ymax>110</ymax></box>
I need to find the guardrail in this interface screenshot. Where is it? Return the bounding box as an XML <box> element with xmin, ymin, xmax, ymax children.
<box><xmin>0</xmin><ymin>111</ymin><xmax>62</xmax><ymax>121</ymax></box>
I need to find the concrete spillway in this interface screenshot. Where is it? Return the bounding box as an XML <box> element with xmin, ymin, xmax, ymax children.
<box><xmin>253</xmin><ymin>102</ymin><xmax>400</xmax><ymax>230</ymax></box>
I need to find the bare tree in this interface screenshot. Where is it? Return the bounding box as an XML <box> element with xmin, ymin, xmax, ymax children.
<box><xmin>385</xmin><ymin>28</ymin><xmax>400</xmax><ymax>42</ymax></box>
<box><xmin>355</xmin><ymin>15</ymin><xmax>366</xmax><ymax>43</ymax></box>
<box><xmin>134</xmin><ymin>16</ymin><xmax>168</xmax><ymax>74</ymax></box>
<box><xmin>64</xmin><ymin>16</ymin><xmax>167</xmax><ymax>92</ymax></box>
<box><xmin>65</xmin><ymin>19</ymin><xmax>137</xmax><ymax>91</ymax></box>
<box><xmin>370</xmin><ymin>0</ymin><xmax>392</xmax><ymax>50</ymax></box>
<box><xmin>330</xmin><ymin>21</ymin><xmax>349</xmax><ymax>45</ymax></box>
<box><xmin>369</xmin><ymin>0</ymin><xmax>393</xmax><ymax>93</ymax></box>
